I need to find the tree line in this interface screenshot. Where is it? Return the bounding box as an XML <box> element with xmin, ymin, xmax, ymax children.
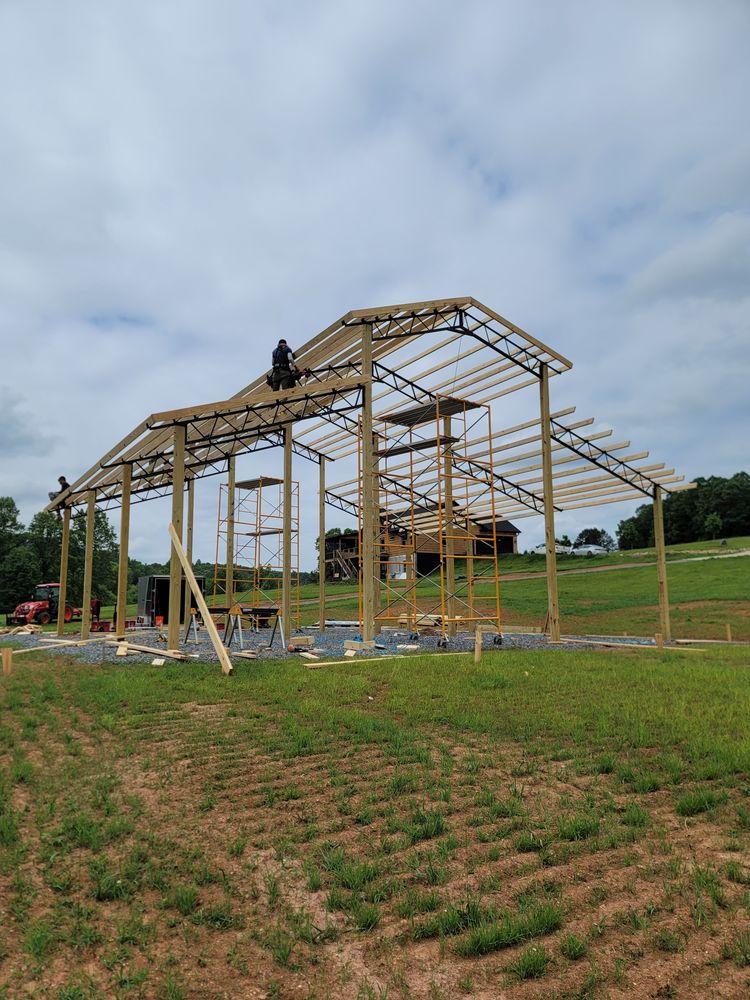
<box><xmin>0</xmin><ymin>500</ymin><xmax>118</xmax><ymax>613</ymax></box>
<box><xmin>0</xmin><ymin>497</ymin><xmax>321</xmax><ymax>613</ymax></box>
<box><xmin>616</xmin><ymin>472</ymin><xmax>750</xmax><ymax>549</ymax></box>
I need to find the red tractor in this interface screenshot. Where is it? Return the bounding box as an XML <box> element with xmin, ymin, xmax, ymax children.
<box><xmin>7</xmin><ymin>583</ymin><xmax>82</xmax><ymax>627</ymax></box>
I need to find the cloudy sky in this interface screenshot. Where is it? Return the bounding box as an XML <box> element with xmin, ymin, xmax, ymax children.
<box><xmin>1</xmin><ymin>0</ymin><xmax>748</xmax><ymax>567</ymax></box>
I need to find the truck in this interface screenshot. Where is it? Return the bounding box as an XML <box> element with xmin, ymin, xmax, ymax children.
<box><xmin>7</xmin><ymin>583</ymin><xmax>82</xmax><ymax>627</ymax></box>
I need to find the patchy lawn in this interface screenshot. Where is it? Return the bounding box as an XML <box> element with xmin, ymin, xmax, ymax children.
<box><xmin>1</xmin><ymin>644</ymin><xmax>749</xmax><ymax>998</ymax></box>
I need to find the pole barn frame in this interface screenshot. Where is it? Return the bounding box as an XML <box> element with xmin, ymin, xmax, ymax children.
<box><xmin>45</xmin><ymin>298</ymin><xmax>692</xmax><ymax>663</ymax></box>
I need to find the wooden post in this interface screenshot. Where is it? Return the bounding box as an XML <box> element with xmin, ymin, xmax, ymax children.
<box><xmin>167</xmin><ymin>424</ymin><xmax>186</xmax><ymax>649</ymax></box>
<box><xmin>80</xmin><ymin>490</ymin><xmax>96</xmax><ymax>639</ymax></box>
<box><xmin>115</xmin><ymin>463</ymin><xmax>132</xmax><ymax>638</ymax></box>
<box><xmin>56</xmin><ymin>506</ymin><xmax>71</xmax><ymax>637</ymax></box>
<box><xmin>182</xmin><ymin>477</ymin><xmax>197</xmax><ymax>627</ymax></box>
<box><xmin>319</xmin><ymin>457</ymin><xmax>326</xmax><ymax>633</ymax></box>
<box><xmin>652</xmin><ymin>485</ymin><xmax>671</xmax><ymax>642</ymax></box>
<box><xmin>372</xmin><ymin>432</ymin><xmax>382</xmax><ymax>636</ymax></box>
<box><xmin>186</xmin><ymin>477</ymin><xmax>195</xmax><ymax>567</ymax></box>
<box><xmin>725</xmin><ymin>623</ymin><xmax>732</xmax><ymax>643</ymax></box>
<box><xmin>466</xmin><ymin>532</ymin><xmax>475</xmax><ymax>619</ymax></box>
<box><xmin>539</xmin><ymin>365</ymin><xmax>561</xmax><ymax>642</ymax></box>
<box><xmin>443</xmin><ymin>415</ymin><xmax>456</xmax><ymax>636</ymax></box>
<box><xmin>655</xmin><ymin>632</ymin><xmax>664</xmax><ymax>649</ymax></box>
<box><xmin>360</xmin><ymin>324</ymin><xmax>376</xmax><ymax>642</ymax></box>
<box><xmin>474</xmin><ymin>627</ymin><xmax>482</xmax><ymax>663</ymax></box>
<box><xmin>168</xmin><ymin>523</ymin><xmax>233</xmax><ymax>675</ymax></box>
<box><xmin>225</xmin><ymin>456</ymin><xmax>235</xmax><ymax>605</ymax></box>
<box><xmin>2</xmin><ymin>647</ymin><xmax>12</xmax><ymax>676</ymax></box>
<box><xmin>282</xmin><ymin>426</ymin><xmax>293</xmax><ymax>635</ymax></box>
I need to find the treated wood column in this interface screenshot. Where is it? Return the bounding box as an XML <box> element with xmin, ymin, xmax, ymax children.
<box><xmin>442</xmin><ymin>414</ymin><xmax>456</xmax><ymax>636</ymax></box>
<box><xmin>167</xmin><ymin>424</ymin><xmax>186</xmax><ymax>648</ymax></box>
<box><xmin>115</xmin><ymin>463</ymin><xmax>132</xmax><ymax>638</ymax></box>
<box><xmin>360</xmin><ymin>324</ymin><xmax>376</xmax><ymax>641</ymax></box>
<box><xmin>56</xmin><ymin>506</ymin><xmax>71</xmax><ymax>637</ymax></box>
<box><xmin>182</xmin><ymin>478</ymin><xmax>198</xmax><ymax>638</ymax></box>
<box><xmin>186</xmin><ymin>477</ymin><xmax>195</xmax><ymax>567</ymax></box>
<box><xmin>225</xmin><ymin>456</ymin><xmax>235</xmax><ymax>604</ymax></box>
<box><xmin>653</xmin><ymin>485</ymin><xmax>671</xmax><ymax>641</ymax></box>
<box><xmin>80</xmin><ymin>490</ymin><xmax>96</xmax><ymax>638</ymax></box>
<box><xmin>282</xmin><ymin>427</ymin><xmax>293</xmax><ymax>634</ymax></box>
<box><xmin>319</xmin><ymin>457</ymin><xmax>326</xmax><ymax>633</ymax></box>
<box><xmin>539</xmin><ymin>364</ymin><xmax>561</xmax><ymax>642</ymax></box>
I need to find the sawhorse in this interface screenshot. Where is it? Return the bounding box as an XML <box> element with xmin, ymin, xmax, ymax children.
<box><xmin>224</xmin><ymin>605</ymin><xmax>245</xmax><ymax>650</ymax></box>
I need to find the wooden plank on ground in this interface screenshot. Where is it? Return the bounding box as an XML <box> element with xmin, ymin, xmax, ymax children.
<box><xmin>106</xmin><ymin>641</ymin><xmax>188</xmax><ymax>661</ymax></box>
<box><xmin>556</xmin><ymin>637</ymin><xmax>699</xmax><ymax>652</ymax></box>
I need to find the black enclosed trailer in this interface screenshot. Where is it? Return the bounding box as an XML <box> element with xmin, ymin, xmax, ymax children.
<box><xmin>136</xmin><ymin>575</ymin><xmax>206</xmax><ymax>626</ymax></box>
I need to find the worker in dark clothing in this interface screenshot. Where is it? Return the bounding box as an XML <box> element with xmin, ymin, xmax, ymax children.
<box><xmin>48</xmin><ymin>476</ymin><xmax>72</xmax><ymax>521</ymax></box>
<box><xmin>271</xmin><ymin>339</ymin><xmax>297</xmax><ymax>391</ymax></box>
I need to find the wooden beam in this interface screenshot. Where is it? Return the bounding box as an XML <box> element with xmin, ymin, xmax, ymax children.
<box><xmin>115</xmin><ymin>463</ymin><xmax>132</xmax><ymax>639</ymax></box>
<box><xmin>148</xmin><ymin>374</ymin><xmax>368</xmax><ymax>425</ymax></box>
<box><xmin>2</xmin><ymin>647</ymin><xmax>11</xmax><ymax>676</ymax></box>
<box><xmin>56</xmin><ymin>506</ymin><xmax>71</xmax><ymax>638</ymax></box>
<box><xmin>225</xmin><ymin>456</ymin><xmax>236</xmax><ymax>605</ymax></box>
<box><xmin>80</xmin><ymin>490</ymin><xmax>96</xmax><ymax>639</ymax></box>
<box><xmin>360</xmin><ymin>324</ymin><xmax>376</xmax><ymax>641</ymax></box>
<box><xmin>443</xmin><ymin>413</ymin><xmax>456</xmax><ymax>636</ymax></box>
<box><xmin>282</xmin><ymin>426</ymin><xmax>293</xmax><ymax>635</ymax></box>
<box><xmin>539</xmin><ymin>365</ymin><xmax>560</xmax><ymax>642</ymax></box>
<box><xmin>168</xmin><ymin>523</ymin><xmax>233</xmax><ymax>675</ymax></box>
<box><xmin>319</xmin><ymin>457</ymin><xmax>326</xmax><ymax>633</ymax></box>
<box><xmin>186</xmin><ymin>477</ymin><xmax>195</xmax><ymax>566</ymax></box>
<box><xmin>653</xmin><ymin>485</ymin><xmax>671</xmax><ymax>642</ymax></box>
<box><xmin>167</xmin><ymin>425</ymin><xmax>186</xmax><ymax>649</ymax></box>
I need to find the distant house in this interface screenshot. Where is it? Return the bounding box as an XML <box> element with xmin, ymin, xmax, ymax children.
<box><xmin>325</xmin><ymin>520</ymin><xmax>520</xmax><ymax>581</ymax></box>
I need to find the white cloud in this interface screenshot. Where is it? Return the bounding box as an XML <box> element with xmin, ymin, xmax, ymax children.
<box><xmin>0</xmin><ymin>0</ymin><xmax>748</xmax><ymax>562</ymax></box>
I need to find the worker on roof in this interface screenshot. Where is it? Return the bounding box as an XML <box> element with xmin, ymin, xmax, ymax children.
<box><xmin>270</xmin><ymin>339</ymin><xmax>296</xmax><ymax>391</ymax></box>
<box><xmin>48</xmin><ymin>476</ymin><xmax>72</xmax><ymax>521</ymax></box>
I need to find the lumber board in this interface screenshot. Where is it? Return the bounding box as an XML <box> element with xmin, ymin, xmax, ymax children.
<box><xmin>556</xmin><ymin>637</ymin><xmax>699</xmax><ymax>652</ymax></box>
<box><xmin>106</xmin><ymin>641</ymin><xmax>189</xmax><ymax>660</ymax></box>
<box><xmin>168</xmin><ymin>523</ymin><xmax>234</xmax><ymax>675</ymax></box>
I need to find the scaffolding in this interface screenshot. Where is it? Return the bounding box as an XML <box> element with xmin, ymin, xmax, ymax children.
<box><xmin>358</xmin><ymin>395</ymin><xmax>502</xmax><ymax>642</ymax></box>
<box><xmin>212</xmin><ymin>475</ymin><xmax>300</xmax><ymax>629</ymax></box>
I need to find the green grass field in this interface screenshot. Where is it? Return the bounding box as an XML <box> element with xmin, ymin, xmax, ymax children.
<box><xmin>1</xmin><ymin>640</ymin><xmax>749</xmax><ymax>998</ymax></box>
<box><xmin>29</xmin><ymin>536</ymin><xmax>748</xmax><ymax>642</ymax></box>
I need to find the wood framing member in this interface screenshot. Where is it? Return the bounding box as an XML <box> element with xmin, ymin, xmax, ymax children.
<box><xmin>186</xmin><ymin>477</ymin><xmax>195</xmax><ymax>566</ymax></box>
<box><xmin>56</xmin><ymin>506</ymin><xmax>71</xmax><ymax>638</ymax></box>
<box><xmin>182</xmin><ymin>477</ymin><xmax>196</xmax><ymax>625</ymax></box>
<box><xmin>539</xmin><ymin>364</ymin><xmax>561</xmax><ymax>642</ymax></box>
<box><xmin>360</xmin><ymin>324</ymin><xmax>376</xmax><ymax>641</ymax></box>
<box><xmin>225</xmin><ymin>455</ymin><xmax>236</xmax><ymax>604</ymax></box>
<box><xmin>115</xmin><ymin>463</ymin><xmax>132</xmax><ymax>639</ymax></box>
<box><xmin>319</xmin><ymin>456</ymin><xmax>326</xmax><ymax>633</ymax></box>
<box><xmin>282</xmin><ymin>426</ymin><xmax>293</xmax><ymax>634</ymax></box>
<box><xmin>167</xmin><ymin>424</ymin><xmax>186</xmax><ymax>649</ymax></box>
<box><xmin>653</xmin><ymin>485</ymin><xmax>671</xmax><ymax>641</ymax></box>
<box><xmin>80</xmin><ymin>490</ymin><xmax>96</xmax><ymax>639</ymax></box>
<box><xmin>167</xmin><ymin>524</ymin><xmax>233</xmax><ymax>675</ymax></box>
<box><xmin>443</xmin><ymin>413</ymin><xmax>456</xmax><ymax>636</ymax></box>
<box><xmin>372</xmin><ymin>430</ymin><xmax>382</xmax><ymax>635</ymax></box>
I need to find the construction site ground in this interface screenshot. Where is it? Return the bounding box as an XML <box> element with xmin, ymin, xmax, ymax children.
<box><xmin>0</xmin><ymin>641</ymin><xmax>748</xmax><ymax>999</ymax></box>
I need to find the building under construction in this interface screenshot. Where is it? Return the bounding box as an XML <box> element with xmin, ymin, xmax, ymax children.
<box><xmin>46</xmin><ymin>297</ymin><xmax>692</xmax><ymax>671</ymax></box>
